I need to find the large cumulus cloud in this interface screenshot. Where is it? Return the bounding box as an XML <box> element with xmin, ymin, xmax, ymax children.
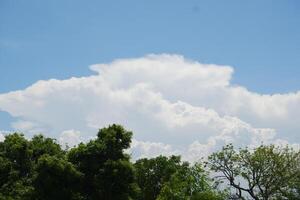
<box><xmin>0</xmin><ymin>54</ymin><xmax>299</xmax><ymax>161</ymax></box>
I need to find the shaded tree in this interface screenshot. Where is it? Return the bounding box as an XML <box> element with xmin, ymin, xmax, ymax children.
<box><xmin>0</xmin><ymin>133</ymin><xmax>33</xmax><ymax>200</ymax></box>
<box><xmin>0</xmin><ymin>133</ymin><xmax>32</xmax><ymax>177</ymax></box>
<box><xmin>0</xmin><ymin>133</ymin><xmax>65</xmax><ymax>199</ymax></box>
<box><xmin>32</xmin><ymin>155</ymin><xmax>83</xmax><ymax>200</ymax></box>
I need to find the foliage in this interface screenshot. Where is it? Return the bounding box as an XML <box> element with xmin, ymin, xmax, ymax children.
<box><xmin>32</xmin><ymin>155</ymin><xmax>83</xmax><ymax>200</ymax></box>
<box><xmin>0</xmin><ymin>133</ymin><xmax>34</xmax><ymax>199</ymax></box>
<box><xmin>134</xmin><ymin>155</ymin><xmax>182</xmax><ymax>200</ymax></box>
<box><xmin>206</xmin><ymin>144</ymin><xmax>300</xmax><ymax>200</ymax></box>
<box><xmin>68</xmin><ymin>124</ymin><xmax>137</xmax><ymax>200</ymax></box>
<box><xmin>30</xmin><ymin>134</ymin><xmax>64</xmax><ymax>161</ymax></box>
<box><xmin>0</xmin><ymin>125</ymin><xmax>299</xmax><ymax>200</ymax></box>
<box><xmin>157</xmin><ymin>163</ymin><xmax>226</xmax><ymax>200</ymax></box>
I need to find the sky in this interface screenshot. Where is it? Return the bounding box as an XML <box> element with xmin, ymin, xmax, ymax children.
<box><xmin>0</xmin><ymin>0</ymin><xmax>300</xmax><ymax>161</ymax></box>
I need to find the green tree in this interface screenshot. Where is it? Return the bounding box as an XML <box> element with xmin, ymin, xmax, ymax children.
<box><xmin>190</xmin><ymin>191</ymin><xmax>225</xmax><ymax>200</ymax></box>
<box><xmin>0</xmin><ymin>133</ymin><xmax>33</xmax><ymax>200</ymax></box>
<box><xmin>283</xmin><ymin>163</ymin><xmax>300</xmax><ymax>200</ymax></box>
<box><xmin>206</xmin><ymin>144</ymin><xmax>300</xmax><ymax>200</ymax></box>
<box><xmin>0</xmin><ymin>133</ymin><xmax>66</xmax><ymax>200</ymax></box>
<box><xmin>157</xmin><ymin>163</ymin><xmax>225</xmax><ymax>200</ymax></box>
<box><xmin>32</xmin><ymin>155</ymin><xmax>83</xmax><ymax>200</ymax></box>
<box><xmin>0</xmin><ymin>133</ymin><xmax>32</xmax><ymax>176</ymax></box>
<box><xmin>68</xmin><ymin>124</ymin><xmax>137</xmax><ymax>200</ymax></box>
<box><xmin>30</xmin><ymin>134</ymin><xmax>64</xmax><ymax>162</ymax></box>
<box><xmin>134</xmin><ymin>155</ymin><xmax>183</xmax><ymax>200</ymax></box>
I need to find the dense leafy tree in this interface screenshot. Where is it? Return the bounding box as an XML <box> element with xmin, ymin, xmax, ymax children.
<box><xmin>0</xmin><ymin>156</ymin><xmax>12</xmax><ymax>187</ymax></box>
<box><xmin>0</xmin><ymin>126</ymin><xmax>299</xmax><ymax>200</ymax></box>
<box><xmin>134</xmin><ymin>155</ymin><xmax>183</xmax><ymax>200</ymax></box>
<box><xmin>32</xmin><ymin>155</ymin><xmax>83</xmax><ymax>200</ymax></box>
<box><xmin>206</xmin><ymin>144</ymin><xmax>300</xmax><ymax>200</ymax></box>
<box><xmin>30</xmin><ymin>134</ymin><xmax>64</xmax><ymax>161</ymax></box>
<box><xmin>95</xmin><ymin>159</ymin><xmax>138</xmax><ymax>199</ymax></box>
<box><xmin>0</xmin><ymin>178</ymin><xmax>33</xmax><ymax>200</ymax></box>
<box><xmin>157</xmin><ymin>163</ymin><xmax>226</xmax><ymax>200</ymax></box>
<box><xmin>0</xmin><ymin>133</ymin><xmax>32</xmax><ymax>177</ymax></box>
<box><xmin>68</xmin><ymin>124</ymin><xmax>137</xmax><ymax>200</ymax></box>
<box><xmin>190</xmin><ymin>191</ymin><xmax>225</xmax><ymax>200</ymax></box>
<box><xmin>0</xmin><ymin>133</ymin><xmax>33</xmax><ymax>199</ymax></box>
<box><xmin>0</xmin><ymin>133</ymin><xmax>65</xmax><ymax>199</ymax></box>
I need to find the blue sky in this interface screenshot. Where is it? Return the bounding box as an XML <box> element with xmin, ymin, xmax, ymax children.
<box><xmin>0</xmin><ymin>1</ymin><xmax>300</xmax><ymax>157</ymax></box>
<box><xmin>1</xmin><ymin>0</ymin><xmax>300</xmax><ymax>94</ymax></box>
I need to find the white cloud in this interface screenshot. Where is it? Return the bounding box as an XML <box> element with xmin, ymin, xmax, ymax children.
<box><xmin>0</xmin><ymin>54</ymin><xmax>299</xmax><ymax>161</ymax></box>
<box><xmin>59</xmin><ymin>129</ymin><xmax>82</xmax><ymax>148</ymax></box>
<box><xmin>130</xmin><ymin>139</ymin><xmax>179</xmax><ymax>159</ymax></box>
<box><xmin>11</xmin><ymin>120</ymin><xmax>46</xmax><ymax>134</ymax></box>
<box><xmin>0</xmin><ymin>133</ymin><xmax>4</xmax><ymax>142</ymax></box>
<box><xmin>0</xmin><ymin>130</ymin><xmax>12</xmax><ymax>142</ymax></box>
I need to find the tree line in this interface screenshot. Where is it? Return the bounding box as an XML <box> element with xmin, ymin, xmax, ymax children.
<box><xmin>0</xmin><ymin>124</ymin><xmax>299</xmax><ymax>200</ymax></box>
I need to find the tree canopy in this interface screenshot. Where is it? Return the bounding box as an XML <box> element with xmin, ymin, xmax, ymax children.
<box><xmin>0</xmin><ymin>124</ymin><xmax>299</xmax><ymax>200</ymax></box>
<box><xmin>206</xmin><ymin>144</ymin><xmax>300</xmax><ymax>200</ymax></box>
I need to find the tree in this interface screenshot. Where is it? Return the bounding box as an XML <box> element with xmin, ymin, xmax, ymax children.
<box><xmin>95</xmin><ymin>159</ymin><xmax>138</xmax><ymax>199</ymax></box>
<box><xmin>283</xmin><ymin>162</ymin><xmax>300</xmax><ymax>200</ymax></box>
<box><xmin>0</xmin><ymin>133</ymin><xmax>66</xmax><ymax>200</ymax></box>
<box><xmin>30</xmin><ymin>134</ymin><xmax>64</xmax><ymax>162</ymax></box>
<box><xmin>1</xmin><ymin>126</ymin><xmax>298</xmax><ymax>200</ymax></box>
<box><xmin>0</xmin><ymin>133</ymin><xmax>33</xmax><ymax>200</ymax></box>
<box><xmin>157</xmin><ymin>163</ymin><xmax>226</xmax><ymax>200</ymax></box>
<box><xmin>68</xmin><ymin>124</ymin><xmax>137</xmax><ymax>200</ymax></box>
<box><xmin>190</xmin><ymin>191</ymin><xmax>225</xmax><ymax>200</ymax></box>
<box><xmin>32</xmin><ymin>155</ymin><xmax>83</xmax><ymax>200</ymax></box>
<box><xmin>0</xmin><ymin>133</ymin><xmax>32</xmax><ymax>177</ymax></box>
<box><xmin>134</xmin><ymin>155</ymin><xmax>183</xmax><ymax>200</ymax></box>
<box><xmin>206</xmin><ymin>144</ymin><xmax>300</xmax><ymax>200</ymax></box>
